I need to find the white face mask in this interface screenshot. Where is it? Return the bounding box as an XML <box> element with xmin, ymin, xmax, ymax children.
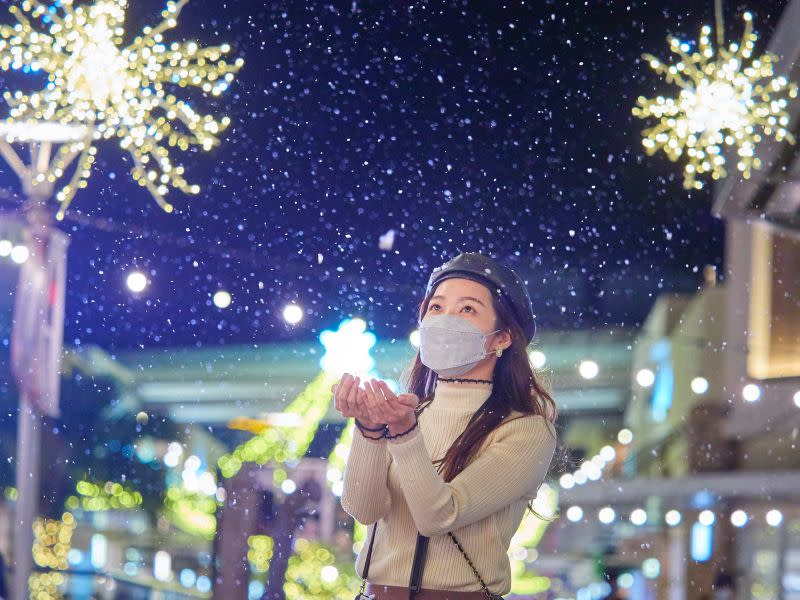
<box><xmin>419</xmin><ymin>314</ymin><xmax>501</xmax><ymax>378</ymax></box>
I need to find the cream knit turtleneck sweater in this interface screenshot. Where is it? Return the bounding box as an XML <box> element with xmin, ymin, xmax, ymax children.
<box><xmin>340</xmin><ymin>381</ymin><xmax>557</xmax><ymax>595</ymax></box>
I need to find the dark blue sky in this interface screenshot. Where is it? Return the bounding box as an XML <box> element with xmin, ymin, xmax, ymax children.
<box><xmin>0</xmin><ymin>0</ymin><xmax>788</xmax><ymax>350</ymax></box>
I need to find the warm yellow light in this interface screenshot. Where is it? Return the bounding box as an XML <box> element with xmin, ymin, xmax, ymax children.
<box><xmin>0</xmin><ymin>0</ymin><xmax>243</xmax><ymax>218</ymax></box>
<box><xmin>633</xmin><ymin>14</ymin><xmax>797</xmax><ymax>190</ymax></box>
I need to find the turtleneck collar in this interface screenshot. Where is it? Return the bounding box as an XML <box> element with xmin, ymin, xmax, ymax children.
<box><xmin>431</xmin><ymin>380</ymin><xmax>492</xmax><ymax>411</ymax></box>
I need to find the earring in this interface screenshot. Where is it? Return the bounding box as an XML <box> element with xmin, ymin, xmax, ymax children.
<box><xmin>495</xmin><ymin>348</ymin><xmax>503</xmax><ymax>358</ymax></box>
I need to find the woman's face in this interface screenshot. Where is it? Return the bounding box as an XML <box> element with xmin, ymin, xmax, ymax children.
<box><xmin>423</xmin><ymin>277</ymin><xmax>499</xmax><ymax>334</ymax></box>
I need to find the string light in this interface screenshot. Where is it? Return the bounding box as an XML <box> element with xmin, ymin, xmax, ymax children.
<box><xmin>65</xmin><ymin>479</ymin><xmax>143</xmax><ymax>511</ymax></box>
<box><xmin>633</xmin><ymin>12</ymin><xmax>797</xmax><ymax>189</ymax></box>
<box><xmin>32</xmin><ymin>511</ymin><xmax>76</xmax><ymax>570</ymax></box>
<box><xmin>0</xmin><ymin>0</ymin><xmax>243</xmax><ymax>218</ymax></box>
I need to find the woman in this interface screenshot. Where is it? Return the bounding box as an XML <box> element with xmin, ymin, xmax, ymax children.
<box><xmin>335</xmin><ymin>252</ymin><xmax>558</xmax><ymax>600</ymax></box>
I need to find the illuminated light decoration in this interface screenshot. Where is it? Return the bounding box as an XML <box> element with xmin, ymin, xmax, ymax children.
<box><xmin>247</xmin><ymin>535</ymin><xmax>274</xmax><ymax>573</ymax></box>
<box><xmin>742</xmin><ymin>383</ymin><xmax>761</xmax><ymax>402</ymax></box>
<box><xmin>617</xmin><ymin>573</ymin><xmax>635</xmax><ymax>590</ymax></box>
<box><xmin>559</xmin><ymin>473</ymin><xmax>575</xmax><ymax>489</ymax></box>
<box><xmin>29</xmin><ymin>571</ymin><xmax>66</xmax><ymax>598</ymax></box>
<box><xmin>630</xmin><ymin>508</ymin><xmax>648</xmax><ymax>526</ymax></box>
<box><xmin>283</xmin><ymin>303</ymin><xmax>304</xmax><ymax>325</ymax></box>
<box><xmin>699</xmin><ymin>509</ymin><xmax>716</xmax><ymax>526</ymax></box>
<box><xmin>213</xmin><ymin>289</ymin><xmax>232</xmax><ymax>309</ymax></box>
<box><xmin>578</xmin><ymin>360</ymin><xmax>599</xmax><ymax>379</ymax></box>
<box><xmin>731</xmin><ymin>509</ymin><xmax>748</xmax><ymax>527</ymax></box>
<box><xmin>154</xmin><ymin>550</ymin><xmax>172</xmax><ymax>582</ymax></box>
<box><xmin>599</xmin><ymin>445</ymin><xmax>616</xmax><ymax>462</ymax></box>
<box><xmin>126</xmin><ymin>270</ymin><xmax>147</xmax><ymax>292</ymax></box>
<box><xmin>163</xmin><ymin>486</ymin><xmax>218</xmax><ymax>540</ymax></box>
<box><xmin>636</xmin><ymin>368</ymin><xmax>655</xmax><ymax>387</ymax></box>
<box><xmin>10</xmin><ymin>244</ymin><xmax>29</xmax><ymax>264</ymax></box>
<box><xmin>32</xmin><ymin>511</ymin><xmax>75</xmax><ymax>570</ymax></box>
<box><xmin>218</xmin><ymin>372</ymin><xmax>334</xmax><ymax>478</ymax></box>
<box><xmin>691</xmin><ymin>376</ymin><xmax>709</xmax><ymax>394</ymax></box>
<box><xmin>665</xmin><ymin>509</ymin><xmax>682</xmax><ymax>526</ymax></box>
<box><xmin>319</xmin><ymin>318</ymin><xmax>377</xmax><ymax>377</ymax></box>
<box><xmin>617</xmin><ymin>428</ymin><xmax>634</xmax><ymax>445</ymax></box>
<box><xmin>566</xmin><ymin>506</ymin><xmax>584</xmax><ymax>522</ymax></box>
<box><xmin>0</xmin><ymin>0</ymin><xmax>243</xmax><ymax>219</ymax></box>
<box><xmin>794</xmin><ymin>390</ymin><xmax>800</xmax><ymax>408</ymax></box>
<box><xmin>691</xmin><ymin>522</ymin><xmax>713</xmax><ymax>562</ymax></box>
<box><xmin>283</xmin><ymin>538</ymin><xmax>362</xmax><ymax>599</ymax></box>
<box><xmin>529</xmin><ymin>350</ymin><xmax>546</xmax><ymax>369</ymax></box>
<box><xmin>642</xmin><ymin>558</ymin><xmax>661</xmax><ymax>579</ymax></box>
<box><xmin>598</xmin><ymin>507</ymin><xmax>616</xmax><ymax>524</ymax></box>
<box><xmin>0</xmin><ymin>239</ymin><xmax>12</xmax><ymax>256</ymax></box>
<box><xmin>65</xmin><ymin>479</ymin><xmax>143</xmax><ymax>511</ymax></box>
<box><xmin>766</xmin><ymin>509</ymin><xmax>783</xmax><ymax>527</ymax></box>
<box><xmin>633</xmin><ymin>12</ymin><xmax>797</xmax><ymax>190</ymax></box>
<box><xmin>90</xmin><ymin>533</ymin><xmax>107</xmax><ymax>568</ymax></box>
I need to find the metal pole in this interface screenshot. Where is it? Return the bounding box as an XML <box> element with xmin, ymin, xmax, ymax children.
<box><xmin>12</xmin><ymin>393</ymin><xmax>42</xmax><ymax>600</ymax></box>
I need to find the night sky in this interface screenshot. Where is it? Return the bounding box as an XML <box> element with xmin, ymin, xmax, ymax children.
<box><xmin>0</xmin><ymin>0</ymin><xmax>789</xmax><ymax>350</ymax></box>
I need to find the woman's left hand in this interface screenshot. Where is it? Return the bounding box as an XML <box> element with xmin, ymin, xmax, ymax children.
<box><xmin>362</xmin><ymin>379</ymin><xmax>420</xmax><ymax>435</ymax></box>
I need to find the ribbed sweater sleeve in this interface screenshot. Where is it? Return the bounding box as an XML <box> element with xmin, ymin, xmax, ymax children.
<box><xmin>386</xmin><ymin>414</ymin><xmax>556</xmax><ymax>537</ymax></box>
<box><xmin>340</xmin><ymin>427</ymin><xmax>392</xmax><ymax>525</ymax></box>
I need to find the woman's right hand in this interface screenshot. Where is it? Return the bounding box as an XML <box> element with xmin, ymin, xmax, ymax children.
<box><xmin>331</xmin><ymin>373</ymin><xmax>384</xmax><ymax>429</ymax></box>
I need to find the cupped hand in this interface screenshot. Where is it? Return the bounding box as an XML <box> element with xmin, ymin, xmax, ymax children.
<box><xmin>331</xmin><ymin>373</ymin><xmax>384</xmax><ymax>429</ymax></box>
<box><xmin>362</xmin><ymin>379</ymin><xmax>420</xmax><ymax>434</ymax></box>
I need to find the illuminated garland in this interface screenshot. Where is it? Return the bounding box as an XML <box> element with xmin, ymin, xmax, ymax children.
<box><xmin>248</xmin><ymin>534</ymin><xmax>274</xmax><ymax>573</ymax></box>
<box><xmin>218</xmin><ymin>372</ymin><xmax>337</xmax><ymax>478</ymax></box>
<box><xmin>0</xmin><ymin>0</ymin><xmax>243</xmax><ymax>218</ymax></box>
<box><xmin>633</xmin><ymin>12</ymin><xmax>797</xmax><ymax>189</ymax></box>
<box><xmin>65</xmin><ymin>478</ymin><xmax>143</xmax><ymax>511</ymax></box>
<box><xmin>283</xmin><ymin>538</ymin><xmax>360</xmax><ymax>600</ymax></box>
<box><xmin>32</xmin><ymin>511</ymin><xmax>75</xmax><ymax>570</ymax></box>
<box><xmin>163</xmin><ymin>486</ymin><xmax>218</xmax><ymax>540</ymax></box>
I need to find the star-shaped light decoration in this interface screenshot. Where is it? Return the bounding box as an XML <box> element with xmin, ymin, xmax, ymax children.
<box><xmin>633</xmin><ymin>12</ymin><xmax>797</xmax><ymax>190</ymax></box>
<box><xmin>319</xmin><ymin>318</ymin><xmax>377</xmax><ymax>378</ymax></box>
<box><xmin>0</xmin><ymin>0</ymin><xmax>243</xmax><ymax>218</ymax></box>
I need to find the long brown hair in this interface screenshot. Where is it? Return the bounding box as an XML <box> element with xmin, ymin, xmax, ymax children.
<box><xmin>403</xmin><ymin>282</ymin><xmax>561</xmax><ymax>518</ymax></box>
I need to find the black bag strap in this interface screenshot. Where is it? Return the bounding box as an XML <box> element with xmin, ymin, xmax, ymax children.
<box><xmin>358</xmin><ymin>522</ymin><xmax>378</xmax><ymax>597</ymax></box>
<box><xmin>408</xmin><ymin>533</ymin><xmax>430</xmax><ymax>599</ymax></box>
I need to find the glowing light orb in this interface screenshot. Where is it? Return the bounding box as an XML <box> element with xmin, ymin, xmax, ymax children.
<box><xmin>742</xmin><ymin>383</ymin><xmax>761</xmax><ymax>402</ymax></box>
<box><xmin>529</xmin><ymin>350</ymin><xmax>547</xmax><ymax>369</ymax></box>
<box><xmin>283</xmin><ymin>303</ymin><xmax>303</xmax><ymax>325</ymax></box>
<box><xmin>636</xmin><ymin>368</ymin><xmax>655</xmax><ymax>387</ymax></box>
<box><xmin>598</xmin><ymin>507</ymin><xmax>616</xmax><ymax>524</ymax></box>
<box><xmin>630</xmin><ymin>508</ymin><xmax>648</xmax><ymax>526</ymax></box>
<box><xmin>0</xmin><ymin>0</ymin><xmax>243</xmax><ymax>219</ymax></box>
<box><xmin>566</xmin><ymin>506</ymin><xmax>583</xmax><ymax>522</ymax></box>
<box><xmin>10</xmin><ymin>244</ymin><xmax>29</xmax><ymax>264</ymax></box>
<box><xmin>579</xmin><ymin>359</ymin><xmax>599</xmax><ymax>379</ymax></box>
<box><xmin>730</xmin><ymin>510</ymin><xmax>748</xmax><ymax>527</ymax></box>
<box><xmin>691</xmin><ymin>376</ymin><xmax>709</xmax><ymax>394</ymax></box>
<box><xmin>213</xmin><ymin>290</ymin><xmax>232</xmax><ymax>309</ymax></box>
<box><xmin>617</xmin><ymin>428</ymin><xmax>634</xmax><ymax>445</ymax></box>
<box><xmin>699</xmin><ymin>510</ymin><xmax>715</xmax><ymax>526</ymax></box>
<box><xmin>766</xmin><ymin>509</ymin><xmax>783</xmax><ymax>527</ymax></box>
<box><xmin>126</xmin><ymin>270</ymin><xmax>147</xmax><ymax>292</ymax></box>
<box><xmin>633</xmin><ymin>13</ymin><xmax>797</xmax><ymax>190</ymax></box>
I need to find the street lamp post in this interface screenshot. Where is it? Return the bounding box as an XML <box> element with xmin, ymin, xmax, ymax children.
<box><xmin>0</xmin><ymin>120</ymin><xmax>88</xmax><ymax>600</ymax></box>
